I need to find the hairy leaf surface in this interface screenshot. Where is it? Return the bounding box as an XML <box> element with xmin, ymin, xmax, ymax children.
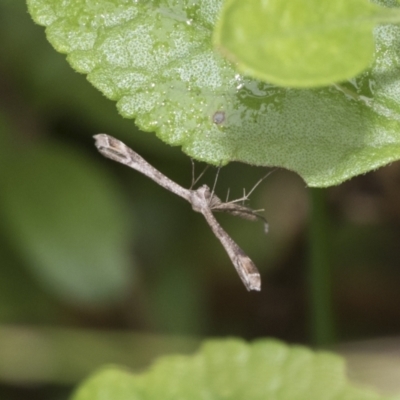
<box><xmin>72</xmin><ymin>339</ymin><xmax>386</xmax><ymax>400</ymax></box>
<box><xmin>27</xmin><ymin>0</ymin><xmax>400</xmax><ymax>187</ymax></box>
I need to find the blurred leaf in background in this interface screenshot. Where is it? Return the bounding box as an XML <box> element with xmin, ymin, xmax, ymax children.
<box><xmin>0</xmin><ymin>124</ymin><xmax>134</xmax><ymax>305</ymax></box>
<box><xmin>72</xmin><ymin>339</ymin><xmax>388</xmax><ymax>400</ymax></box>
<box><xmin>214</xmin><ymin>0</ymin><xmax>397</xmax><ymax>87</ymax></box>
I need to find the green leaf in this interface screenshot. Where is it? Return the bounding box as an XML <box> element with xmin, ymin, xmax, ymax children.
<box><xmin>72</xmin><ymin>338</ymin><xmax>386</xmax><ymax>400</ymax></box>
<box><xmin>213</xmin><ymin>0</ymin><xmax>399</xmax><ymax>88</ymax></box>
<box><xmin>27</xmin><ymin>0</ymin><xmax>400</xmax><ymax>187</ymax></box>
<box><xmin>0</xmin><ymin>141</ymin><xmax>133</xmax><ymax>305</ymax></box>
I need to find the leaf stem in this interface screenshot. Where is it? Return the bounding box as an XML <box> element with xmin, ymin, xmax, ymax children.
<box><xmin>308</xmin><ymin>188</ymin><xmax>336</xmax><ymax>347</ymax></box>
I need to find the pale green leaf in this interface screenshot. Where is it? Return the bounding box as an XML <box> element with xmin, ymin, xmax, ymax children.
<box><xmin>0</xmin><ymin>141</ymin><xmax>133</xmax><ymax>305</ymax></box>
<box><xmin>72</xmin><ymin>339</ymin><xmax>386</xmax><ymax>400</ymax></box>
<box><xmin>213</xmin><ymin>0</ymin><xmax>400</xmax><ymax>88</ymax></box>
<box><xmin>27</xmin><ymin>0</ymin><xmax>400</xmax><ymax>187</ymax></box>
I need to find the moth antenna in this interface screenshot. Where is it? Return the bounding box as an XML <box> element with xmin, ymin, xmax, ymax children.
<box><xmin>190</xmin><ymin>161</ymin><xmax>210</xmax><ymax>189</ymax></box>
<box><xmin>223</xmin><ymin>168</ymin><xmax>277</xmax><ymax>206</ymax></box>
<box><xmin>211</xmin><ymin>166</ymin><xmax>221</xmax><ymax>199</ymax></box>
<box><xmin>190</xmin><ymin>159</ymin><xmax>195</xmax><ymax>189</ymax></box>
<box><xmin>245</xmin><ymin>168</ymin><xmax>277</xmax><ymax>199</ymax></box>
<box><xmin>225</xmin><ymin>187</ymin><xmax>230</xmax><ymax>202</ymax></box>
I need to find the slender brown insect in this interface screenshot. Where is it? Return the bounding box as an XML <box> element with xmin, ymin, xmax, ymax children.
<box><xmin>94</xmin><ymin>134</ymin><xmax>268</xmax><ymax>291</ymax></box>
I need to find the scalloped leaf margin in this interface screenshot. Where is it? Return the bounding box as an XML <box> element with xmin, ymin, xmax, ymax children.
<box><xmin>27</xmin><ymin>0</ymin><xmax>400</xmax><ymax>187</ymax></box>
<box><xmin>71</xmin><ymin>338</ymin><xmax>387</xmax><ymax>400</ymax></box>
